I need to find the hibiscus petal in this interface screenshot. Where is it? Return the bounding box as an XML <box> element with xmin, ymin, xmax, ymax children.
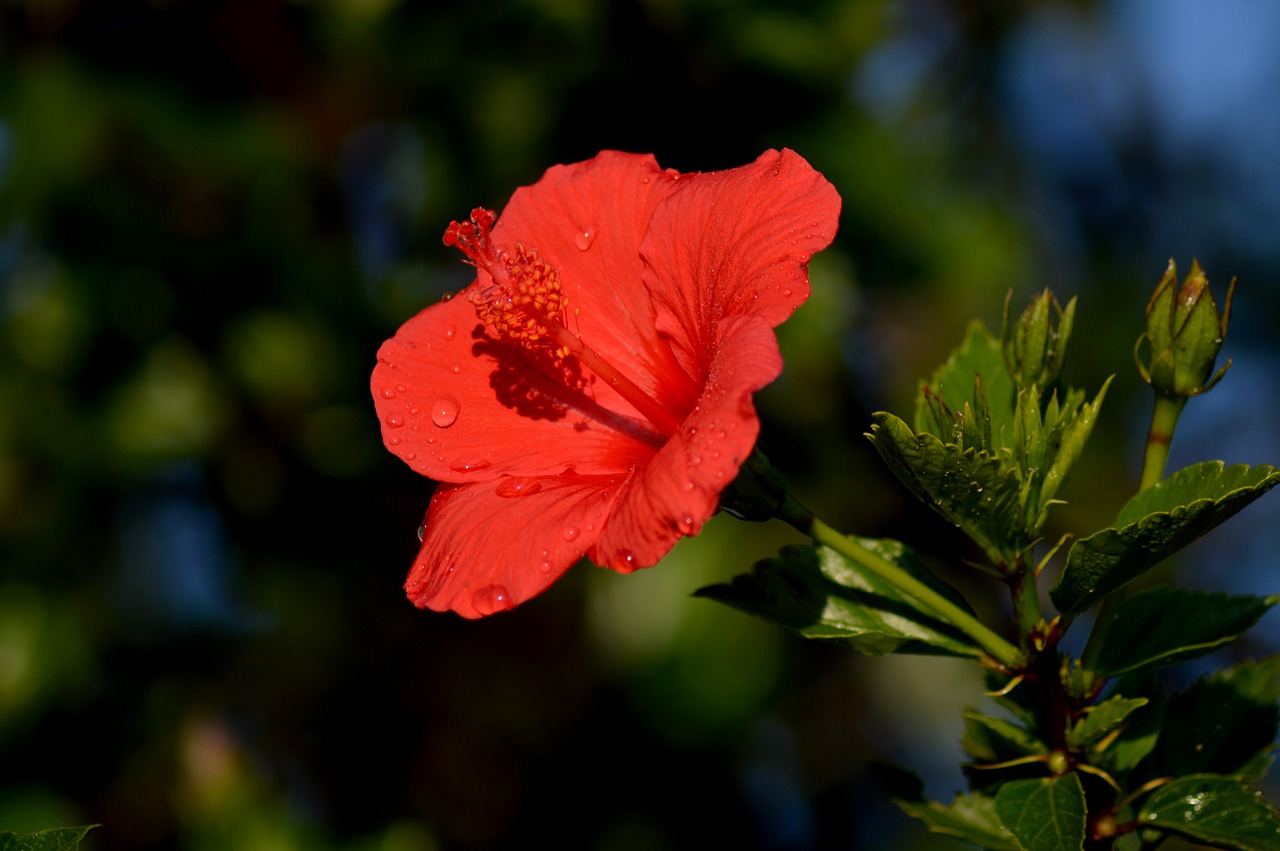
<box><xmin>641</xmin><ymin>148</ymin><xmax>842</xmax><ymax>378</ymax></box>
<box><xmin>495</xmin><ymin>151</ymin><xmax>702</xmax><ymax>419</ymax></box>
<box><xmin>406</xmin><ymin>473</ymin><xmax>625</xmax><ymax>618</ymax></box>
<box><xmin>593</xmin><ymin>313</ymin><xmax>781</xmax><ymax>570</ymax></box>
<box><xmin>373</xmin><ymin>292</ymin><xmax>656</xmax><ymax>481</ymax></box>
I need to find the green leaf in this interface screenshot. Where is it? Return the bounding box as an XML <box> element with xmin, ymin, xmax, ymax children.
<box><xmin>896</xmin><ymin>792</ymin><xmax>1021</xmax><ymax>850</ymax></box>
<box><xmin>867</xmin><ymin>412</ymin><xmax>1024</xmax><ymax>567</ymax></box>
<box><xmin>915</xmin><ymin>320</ymin><xmax>1017</xmax><ymax>448</ymax></box>
<box><xmin>994</xmin><ymin>774</ymin><xmax>1086</xmax><ymax>851</ymax></box>
<box><xmin>1016</xmin><ymin>379</ymin><xmax>1110</xmax><ymax>535</ymax></box>
<box><xmin>870</xmin><ymin>763</ymin><xmax>1019</xmax><ymax>851</ymax></box>
<box><xmin>1095</xmin><ymin>587</ymin><xmax>1279</xmax><ymax>676</ymax></box>
<box><xmin>1156</xmin><ymin>655</ymin><xmax>1280</xmax><ymax>781</ymax></box>
<box><xmin>1101</xmin><ymin>672</ymin><xmax>1165</xmax><ymax>777</ymax></box>
<box><xmin>964</xmin><ymin>711</ymin><xmax>1046</xmax><ymax>763</ymax></box>
<box><xmin>1139</xmin><ymin>774</ymin><xmax>1280</xmax><ymax>850</ymax></box>
<box><xmin>1050</xmin><ymin>461</ymin><xmax>1280</xmax><ymax>614</ymax></box>
<box><xmin>0</xmin><ymin>826</ymin><xmax>99</xmax><ymax>851</ymax></box>
<box><xmin>696</xmin><ymin>541</ymin><xmax>983</xmax><ymax>657</ymax></box>
<box><xmin>1066</xmin><ymin>695</ymin><xmax>1148</xmax><ymax>752</ymax></box>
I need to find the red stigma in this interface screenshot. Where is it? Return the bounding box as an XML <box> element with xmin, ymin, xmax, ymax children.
<box><xmin>442</xmin><ymin>208</ymin><xmax>499</xmax><ymax>270</ymax></box>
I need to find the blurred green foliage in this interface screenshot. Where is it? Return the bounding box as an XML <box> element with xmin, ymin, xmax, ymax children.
<box><xmin>1</xmin><ymin>0</ymin><xmax>1276</xmax><ymax>848</ymax></box>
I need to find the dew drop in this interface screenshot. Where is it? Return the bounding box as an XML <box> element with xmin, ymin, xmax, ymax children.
<box><xmin>538</xmin><ymin>560</ymin><xmax>553</xmax><ymax>574</ymax></box>
<box><xmin>574</xmin><ymin>225</ymin><xmax>598</xmax><ymax>251</ymax></box>
<box><xmin>441</xmin><ymin>292</ymin><xmax>455</xmax><ymax>302</ymax></box>
<box><xmin>679</xmin><ymin>515</ymin><xmax>695</xmax><ymax>533</ymax></box>
<box><xmin>396</xmin><ymin>384</ymin><xmax>407</xmax><ymax>393</ymax></box>
<box><xmin>562</xmin><ymin>525</ymin><xmax>580</xmax><ymax>542</ymax></box>
<box><xmin>416</xmin><ymin>524</ymin><xmax>427</xmax><ymax>542</ymax></box>
<box><xmin>380</xmin><ymin>387</ymin><xmax>397</xmax><ymax>399</ymax></box>
<box><xmin>388</xmin><ymin>435</ymin><xmax>401</xmax><ymax>446</ymax></box>
<box><xmin>444</xmin><ymin>324</ymin><xmax>457</xmax><ymax>340</ymax></box>
<box><xmin>615</xmin><ymin>550</ymin><xmax>638</xmax><ymax>574</ymax></box>
<box><xmin>431</xmin><ymin>396</ymin><xmax>460</xmax><ymax>428</ymax></box>
<box><xmin>384</xmin><ymin>414</ymin><xmax>405</xmax><ymax>429</ymax></box>
<box><xmin>495</xmin><ymin>477</ymin><xmax>543</xmax><ymax>498</ymax></box>
<box><xmin>450</xmin><ymin>363</ymin><xmax>461</xmax><ymax>374</ymax></box>
<box><xmin>449</xmin><ymin>456</ymin><xmax>492</xmax><ymax>473</ymax></box>
<box><xmin>406</xmin><ymin>452</ymin><xmax>416</xmax><ymax>460</ymax></box>
<box><xmin>681</xmin><ymin>480</ymin><xmax>695</xmax><ymax>493</ymax></box>
<box><xmin>471</xmin><ymin>584</ymin><xmax>512</xmax><ymax>615</ymax></box>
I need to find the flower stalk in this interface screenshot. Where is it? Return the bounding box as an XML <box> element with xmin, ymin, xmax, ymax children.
<box><xmin>776</xmin><ymin>494</ymin><xmax>1022</xmax><ymax>669</ymax></box>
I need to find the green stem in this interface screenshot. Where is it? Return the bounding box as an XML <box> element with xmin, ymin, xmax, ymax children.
<box><xmin>1080</xmin><ymin>392</ymin><xmax>1188</xmax><ymax>676</ymax></box>
<box><xmin>778</xmin><ymin>495</ymin><xmax>1022</xmax><ymax>669</ymax></box>
<box><xmin>1011</xmin><ymin>557</ymin><xmax>1042</xmax><ymax>644</ymax></box>
<box><xmin>1140</xmin><ymin>395</ymin><xmax>1187</xmax><ymax>491</ymax></box>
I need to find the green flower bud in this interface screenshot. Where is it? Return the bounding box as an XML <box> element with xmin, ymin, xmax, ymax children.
<box><xmin>1001</xmin><ymin>289</ymin><xmax>1076</xmax><ymax>390</ymax></box>
<box><xmin>1136</xmin><ymin>259</ymin><xmax>1235</xmax><ymax>397</ymax></box>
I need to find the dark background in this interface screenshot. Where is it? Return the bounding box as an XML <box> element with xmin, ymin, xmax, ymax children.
<box><xmin>2</xmin><ymin>0</ymin><xmax>1278</xmax><ymax>848</ymax></box>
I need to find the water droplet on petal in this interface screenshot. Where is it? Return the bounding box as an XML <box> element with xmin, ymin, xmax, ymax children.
<box><xmin>615</xmin><ymin>550</ymin><xmax>638</xmax><ymax>574</ymax></box>
<box><xmin>431</xmin><ymin>396</ymin><xmax>460</xmax><ymax>427</ymax></box>
<box><xmin>574</xmin><ymin>225</ymin><xmax>597</xmax><ymax>251</ymax></box>
<box><xmin>380</xmin><ymin>387</ymin><xmax>397</xmax><ymax>399</ymax></box>
<box><xmin>385</xmin><ymin>414</ymin><xmax>405</xmax><ymax>428</ymax></box>
<box><xmin>681</xmin><ymin>480</ymin><xmax>695</xmax><ymax>493</ymax></box>
<box><xmin>562</xmin><ymin>525</ymin><xmax>580</xmax><ymax>542</ymax></box>
<box><xmin>396</xmin><ymin>384</ymin><xmax>407</xmax><ymax>393</ymax></box>
<box><xmin>444</xmin><ymin>324</ymin><xmax>457</xmax><ymax>340</ymax></box>
<box><xmin>388</xmin><ymin>435</ymin><xmax>401</xmax><ymax>446</ymax></box>
<box><xmin>679</xmin><ymin>515</ymin><xmax>695</xmax><ymax>533</ymax></box>
<box><xmin>449</xmin><ymin>456</ymin><xmax>492</xmax><ymax>473</ymax></box>
<box><xmin>450</xmin><ymin>363</ymin><xmax>461</xmax><ymax>374</ymax></box>
<box><xmin>495</xmin><ymin>477</ymin><xmax>543</xmax><ymax>498</ymax></box>
<box><xmin>416</xmin><ymin>524</ymin><xmax>427</xmax><ymax>542</ymax></box>
<box><xmin>538</xmin><ymin>560</ymin><xmax>553</xmax><ymax>573</ymax></box>
<box><xmin>471</xmin><ymin>584</ymin><xmax>512</xmax><ymax>615</ymax></box>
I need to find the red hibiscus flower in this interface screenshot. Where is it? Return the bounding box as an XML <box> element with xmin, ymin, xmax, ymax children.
<box><xmin>372</xmin><ymin>149</ymin><xmax>840</xmax><ymax>618</ymax></box>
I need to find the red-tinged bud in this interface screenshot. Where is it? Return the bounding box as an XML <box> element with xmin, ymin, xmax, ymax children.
<box><xmin>1136</xmin><ymin>259</ymin><xmax>1235</xmax><ymax>397</ymax></box>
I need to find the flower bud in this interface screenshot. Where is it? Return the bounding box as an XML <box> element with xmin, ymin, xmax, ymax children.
<box><xmin>1002</xmin><ymin>289</ymin><xmax>1076</xmax><ymax>390</ymax></box>
<box><xmin>1136</xmin><ymin>259</ymin><xmax>1234</xmax><ymax>397</ymax></box>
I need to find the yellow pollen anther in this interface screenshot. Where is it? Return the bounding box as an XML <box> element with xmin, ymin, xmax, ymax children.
<box><xmin>468</xmin><ymin>242</ymin><xmax>572</xmax><ymax>359</ymax></box>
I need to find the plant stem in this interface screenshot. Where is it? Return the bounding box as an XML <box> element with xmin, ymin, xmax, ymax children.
<box><xmin>1140</xmin><ymin>395</ymin><xmax>1186</xmax><ymax>491</ymax></box>
<box><xmin>1080</xmin><ymin>392</ymin><xmax>1187</xmax><ymax>676</ymax></box>
<box><xmin>777</xmin><ymin>495</ymin><xmax>1022</xmax><ymax>669</ymax></box>
<box><xmin>1010</xmin><ymin>558</ymin><xmax>1043</xmax><ymax>643</ymax></box>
